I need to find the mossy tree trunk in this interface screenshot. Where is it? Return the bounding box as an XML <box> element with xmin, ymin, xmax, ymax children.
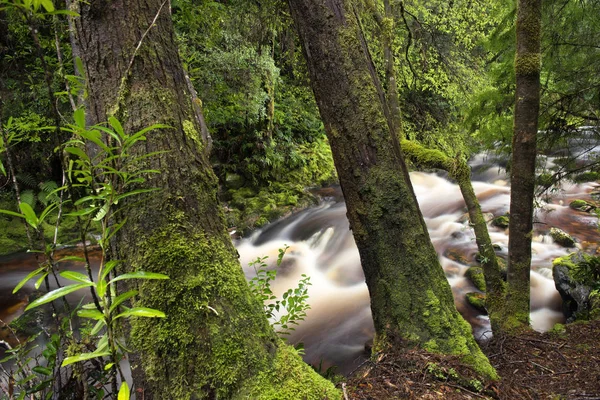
<box><xmin>288</xmin><ymin>0</ymin><xmax>495</xmax><ymax>378</ymax></box>
<box><xmin>401</xmin><ymin>140</ymin><xmax>507</xmax><ymax>333</ymax></box>
<box><xmin>506</xmin><ymin>0</ymin><xmax>542</xmax><ymax>332</ymax></box>
<box><xmin>73</xmin><ymin>1</ymin><xmax>337</xmax><ymax>399</ymax></box>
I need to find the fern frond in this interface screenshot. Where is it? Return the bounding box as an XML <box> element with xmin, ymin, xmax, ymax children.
<box><xmin>20</xmin><ymin>189</ymin><xmax>36</xmax><ymax>208</ymax></box>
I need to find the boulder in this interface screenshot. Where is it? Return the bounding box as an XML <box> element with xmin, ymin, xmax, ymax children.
<box><xmin>550</xmin><ymin>227</ymin><xmax>576</xmax><ymax>248</ymax></box>
<box><xmin>569</xmin><ymin>199</ymin><xmax>596</xmax><ymax>213</ymax></box>
<box><xmin>465</xmin><ymin>266</ymin><xmax>486</xmax><ymax>292</ymax></box>
<box><xmin>491</xmin><ymin>215</ymin><xmax>509</xmax><ymax>229</ymax></box>
<box><xmin>552</xmin><ymin>253</ymin><xmax>596</xmax><ymax>322</ymax></box>
<box><xmin>465</xmin><ymin>292</ymin><xmax>487</xmax><ymax>314</ymax></box>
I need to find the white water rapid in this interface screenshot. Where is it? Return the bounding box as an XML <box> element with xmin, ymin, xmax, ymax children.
<box><xmin>236</xmin><ymin>158</ymin><xmax>598</xmax><ymax>374</ymax></box>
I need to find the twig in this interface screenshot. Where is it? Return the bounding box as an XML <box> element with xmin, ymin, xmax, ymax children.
<box><xmin>123</xmin><ymin>0</ymin><xmax>168</xmax><ymax>81</ymax></box>
<box><xmin>530</xmin><ymin>361</ymin><xmax>554</xmax><ymax>374</ymax></box>
<box><xmin>342</xmin><ymin>383</ymin><xmax>349</xmax><ymax>400</ymax></box>
<box><xmin>446</xmin><ymin>383</ymin><xmax>488</xmax><ymax>399</ymax></box>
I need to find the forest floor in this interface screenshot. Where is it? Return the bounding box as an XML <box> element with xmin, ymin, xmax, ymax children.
<box><xmin>344</xmin><ymin>319</ymin><xmax>600</xmax><ymax>399</ymax></box>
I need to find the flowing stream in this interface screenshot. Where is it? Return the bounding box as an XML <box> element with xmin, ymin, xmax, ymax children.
<box><xmin>1</xmin><ymin>156</ymin><xmax>598</xmax><ymax>375</ymax></box>
<box><xmin>236</xmin><ymin>156</ymin><xmax>599</xmax><ymax>374</ymax></box>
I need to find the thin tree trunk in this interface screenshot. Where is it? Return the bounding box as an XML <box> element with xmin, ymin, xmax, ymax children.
<box><xmin>505</xmin><ymin>0</ymin><xmax>542</xmax><ymax>332</ymax></box>
<box><xmin>72</xmin><ymin>1</ymin><xmax>337</xmax><ymax>398</ymax></box>
<box><xmin>400</xmin><ymin>140</ymin><xmax>507</xmax><ymax>332</ymax></box>
<box><xmin>288</xmin><ymin>0</ymin><xmax>495</xmax><ymax>378</ymax></box>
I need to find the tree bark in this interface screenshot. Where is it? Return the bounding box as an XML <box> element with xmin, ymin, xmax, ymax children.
<box><xmin>400</xmin><ymin>140</ymin><xmax>507</xmax><ymax>332</ymax></box>
<box><xmin>288</xmin><ymin>0</ymin><xmax>495</xmax><ymax>378</ymax></box>
<box><xmin>506</xmin><ymin>0</ymin><xmax>542</xmax><ymax>332</ymax></box>
<box><xmin>73</xmin><ymin>1</ymin><xmax>337</xmax><ymax>398</ymax></box>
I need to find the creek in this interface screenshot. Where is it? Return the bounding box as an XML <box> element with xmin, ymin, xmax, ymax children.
<box><xmin>0</xmin><ymin>155</ymin><xmax>598</xmax><ymax>375</ymax></box>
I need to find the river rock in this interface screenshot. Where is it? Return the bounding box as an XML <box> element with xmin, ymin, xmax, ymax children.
<box><xmin>491</xmin><ymin>214</ymin><xmax>509</xmax><ymax>229</ymax></box>
<box><xmin>465</xmin><ymin>266</ymin><xmax>486</xmax><ymax>292</ymax></box>
<box><xmin>224</xmin><ymin>173</ymin><xmax>245</xmax><ymax>189</ymax></box>
<box><xmin>458</xmin><ymin>212</ymin><xmax>493</xmax><ymax>224</ymax></box>
<box><xmin>465</xmin><ymin>292</ymin><xmax>487</xmax><ymax>314</ymax></box>
<box><xmin>444</xmin><ymin>248</ymin><xmax>470</xmax><ymax>265</ymax></box>
<box><xmin>552</xmin><ymin>253</ymin><xmax>595</xmax><ymax>322</ymax></box>
<box><xmin>569</xmin><ymin>199</ymin><xmax>596</xmax><ymax>213</ymax></box>
<box><xmin>550</xmin><ymin>227</ymin><xmax>576</xmax><ymax>247</ymax></box>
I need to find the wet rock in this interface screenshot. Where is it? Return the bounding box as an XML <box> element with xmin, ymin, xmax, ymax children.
<box><xmin>552</xmin><ymin>253</ymin><xmax>597</xmax><ymax>322</ymax></box>
<box><xmin>465</xmin><ymin>266</ymin><xmax>486</xmax><ymax>292</ymax></box>
<box><xmin>444</xmin><ymin>248</ymin><xmax>470</xmax><ymax>265</ymax></box>
<box><xmin>458</xmin><ymin>212</ymin><xmax>493</xmax><ymax>224</ymax></box>
<box><xmin>550</xmin><ymin>227</ymin><xmax>576</xmax><ymax>248</ymax></box>
<box><xmin>569</xmin><ymin>199</ymin><xmax>596</xmax><ymax>213</ymax></box>
<box><xmin>465</xmin><ymin>292</ymin><xmax>487</xmax><ymax>314</ymax></box>
<box><xmin>491</xmin><ymin>214</ymin><xmax>510</xmax><ymax>229</ymax></box>
<box><xmin>224</xmin><ymin>173</ymin><xmax>245</xmax><ymax>189</ymax></box>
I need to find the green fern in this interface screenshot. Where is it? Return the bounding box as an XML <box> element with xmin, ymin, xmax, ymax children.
<box><xmin>20</xmin><ymin>189</ymin><xmax>36</xmax><ymax>208</ymax></box>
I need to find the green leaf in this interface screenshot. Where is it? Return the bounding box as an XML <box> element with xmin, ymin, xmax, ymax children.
<box><xmin>104</xmin><ymin>362</ymin><xmax>114</xmax><ymax>371</ymax></box>
<box><xmin>100</xmin><ymin>260</ymin><xmax>122</xmax><ymax>281</ymax></box>
<box><xmin>73</xmin><ymin>108</ymin><xmax>85</xmax><ymax>129</ymax></box>
<box><xmin>109</xmin><ymin>271</ymin><xmax>169</xmax><ymax>285</ymax></box>
<box><xmin>94</xmin><ymin>125</ymin><xmax>122</xmax><ymax>145</ymax></box>
<box><xmin>65</xmin><ymin>207</ymin><xmax>97</xmax><ymax>217</ymax></box>
<box><xmin>39</xmin><ymin>0</ymin><xmax>54</xmax><ymax>12</ymax></box>
<box><xmin>93</xmin><ymin>202</ymin><xmax>110</xmax><ymax>221</ymax></box>
<box><xmin>109</xmin><ymin>290</ymin><xmax>138</xmax><ymax>313</ymax></box>
<box><xmin>97</xmin><ymin>277</ymin><xmax>107</xmax><ymax>299</ymax></box>
<box><xmin>25</xmin><ymin>283</ymin><xmax>93</xmax><ymax>311</ymax></box>
<box><xmin>60</xmin><ymin>270</ymin><xmax>92</xmax><ymax>284</ymax></box>
<box><xmin>48</xmin><ymin>9</ymin><xmax>79</xmax><ymax>16</ymax></box>
<box><xmin>114</xmin><ymin>307</ymin><xmax>166</xmax><ymax>320</ymax></box>
<box><xmin>0</xmin><ymin>160</ymin><xmax>5</xmax><ymax>176</ymax></box>
<box><xmin>96</xmin><ymin>334</ymin><xmax>108</xmax><ymax>353</ymax></box>
<box><xmin>114</xmin><ymin>188</ymin><xmax>160</xmax><ymax>202</ymax></box>
<box><xmin>61</xmin><ymin>351</ymin><xmax>110</xmax><ymax>367</ymax></box>
<box><xmin>34</xmin><ymin>272</ymin><xmax>49</xmax><ymax>290</ymax></box>
<box><xmin>108</xmin><ymin>116</ymin><xmax>126</xmax><ymax>140</ymax></box>
<box><xmin>38</xmin><ymin>203</ymin><xmax>58</xmax><ymax>225</ymax></box>
<box><xmin>0</xmin><ymin>208</ymin><xmax>25</xmax><ymax>219</ymax></box>
<box><xmin>106</xmin><ymin>218</ymin><xmax>127</xmax><ymax>242</ymax></box>
<box><xmin>118</xmin><ymin>381</ymin><xmax>130</xmax><ymax>400</ymax></box>
<box><xmin>90</xmin><ymin>320</ymin><xmax>105</xmax><ymax>336</ymax></box>
<box><xmin>32</xmin><ymin>366</ymin><xmax>53</xmax><ymax>376</ymax></box>
<box><xmin>64</xmin><ymin>146</ymin><xmax>89</xmax><ymax>161</ymax></box>
<box><xmin>75</xmin><ymin>57</ymin><xmax>85</xmax><ymax>77</ymax></box>
<box><xmin>77</xmin><ymin>308</ymin><xmax>104</xmax><ymax>321</ymax></box>
<box><xmin>12</xmin><ymin>267</ymin><xmax>44</xmax><ymax>293</ymax></box>
<box><xmin>123</xmin><ymin>124</ymin><xmax>170</xmax><ymax>150</ymax></box>
<box><xmin>19</xmin><ymin>202</ymin><xmax>39</xmax><ymax>229</ymax></box>
<box><xmin>57</xmin><ymin>256</ymin><xmax>86</xmax><ymax>264</ymax></box>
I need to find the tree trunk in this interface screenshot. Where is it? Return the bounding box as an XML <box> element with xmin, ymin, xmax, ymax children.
<box><xmin>400</xmin><ymin>140</ymin><xmax>507</xmax><ymax>333</ymax></box>
<box><xmin>288</xmin><ymin>0</ymin><xmax>495</xmax><ymax>378</ymax></box>
<box><xmin>73</xmin><ymin>1</ymin><xmax>337</xmax><ymax>399</ymax></box>
<box><xmin>505</xmin><ymin>0</ymin><xmax>542</xmax><ymax>332</ymax></box>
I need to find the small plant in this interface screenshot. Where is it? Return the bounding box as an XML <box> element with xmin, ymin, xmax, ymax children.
<box><xmin>0</xmin><ymin>109</ymin><xmax>169</xmax><ymax>399</ymax></box>
<box><xmin>248</xmin><ymin>245</ymin><xmax>312</xmax><ymax>336</ymax></box>
<box><xmin>573</xmin><ymin>254</ymin><xmax>600</xmax><ymax>289</ymax></box>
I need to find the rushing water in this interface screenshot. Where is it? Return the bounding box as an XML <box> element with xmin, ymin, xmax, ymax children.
<box><xmin>237</xmin><ymin>157</ymin><xmax>599</xmax><ymax>374</ymax></box>
<box><xmin>1</xmin><ymin>156</ymin><xmax>598</xmax><ymax>375</ymax></box>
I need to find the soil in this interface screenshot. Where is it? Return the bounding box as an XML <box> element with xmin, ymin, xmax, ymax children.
<box><xmin>344</xmin><ymin>320</ymin><xmax>600</xmax><ymax>399</ymax></box>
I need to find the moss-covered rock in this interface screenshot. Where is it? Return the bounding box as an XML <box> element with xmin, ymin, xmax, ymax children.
<box><xmin>466</xmin><ymin>292</ymin><xmax>487</xmax><ymax>314</ymax></box>
<box><xmin>444</xmin><ymin>248</ymin><xmax>470</xmax><ymax>265</ymax></box>
<box><xmin>465</xmin><ymin>266</ymin><xmax>486</xmax><ymax>292</ymax></box>
<box><xmin>553</xmin><ymin>253</ymin><xmax>599</xmax><ymax>322</ymax></box>
<box><xmin>491</xmin><ymin>215</ymin><xmax>510</xmax><ymax>229</ymax></box>
<box><xmin>569</xmin><ymin>199</ymin><xmax>596</xmax><ymax>213</ymax></box>
<box><xmin>550</xmin><ymin>227</ymin><xmax>576</xmax><ymax>248</ymax></box>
